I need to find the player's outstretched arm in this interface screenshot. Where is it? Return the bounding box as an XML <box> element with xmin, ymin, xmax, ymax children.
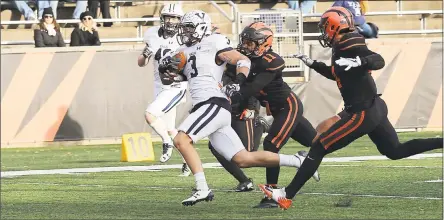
<box><xmin>217</xmin><ymin>49</ymin><xmax>251</xmax><ymax>84</ymax></box>
<box><xmin>293</xmin><ymin>53</ymin><xmax>335</xmax><ymax>80</ymax></box>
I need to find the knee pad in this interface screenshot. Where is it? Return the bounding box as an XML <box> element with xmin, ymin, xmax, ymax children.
<box><xmin>263</xmin><ymin>139</ymin><xmax>280</xmax><ymax>153</ymax></box>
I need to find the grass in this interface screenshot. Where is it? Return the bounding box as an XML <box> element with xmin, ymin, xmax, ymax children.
<box><xmin>1</xmin><ymin>132</ymin><xmax>443</xmax><ymax>219</ymax></box>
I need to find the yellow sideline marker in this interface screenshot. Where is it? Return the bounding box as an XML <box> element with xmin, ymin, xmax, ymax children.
<box><xmin>121</xmin><ymin>133</ymin><xmax>155</xmax><ymax>162</ymax></box>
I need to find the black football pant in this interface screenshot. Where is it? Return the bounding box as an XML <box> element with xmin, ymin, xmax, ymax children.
<box><xmin>209</xmin><ymin>116</ymin><xmax>263</xmax><ymax>183</ymax></box>
<box><xmin>285</xmin><ymin>96</ymin><xmax>443</xmax><ymax>199</ymax></box>
<box><xmin>263</xmin><ymin>92</ymin><xmax>316</xmax><ymax>186</ymax></box>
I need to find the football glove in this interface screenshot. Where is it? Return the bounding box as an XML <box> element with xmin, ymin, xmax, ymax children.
<box><xmin>142</xmin><ymin>45</ymin><xmax>153</xmax><ymax>61</ymax></box>
<box><xmin>335</xmin><ymin>56</ymin><xmax>362</xmax><ymax>71</ymax></box>
<box><xmin>292</xmin><ymin>53</ymin><xmax>314</xmax><ymax>67</ymax></box>
<box><xmin>239</xmin><ymin>109</ymin><xmax>255</xmax><ymax>120</ymax></box>
<box><xmin>221</xmin><ymin>83</ymin><xmax>240</xmax><ymax>97</ymax></box>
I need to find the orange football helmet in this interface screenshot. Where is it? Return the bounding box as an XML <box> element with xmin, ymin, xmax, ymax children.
<box><xmin>238</xmin><ymin>22</ymin><xmax>273</xmax><ymax>57</ymax></box>
<box><xmin>318</xmin><ymin>6</ymin><xmax>355</xmax><ymax>48</ymax></box>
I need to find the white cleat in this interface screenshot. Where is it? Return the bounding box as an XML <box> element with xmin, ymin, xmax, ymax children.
<box><xmin>179</xmin><ymin>163</ymin><xmax>191</xmax><ymax>177</ymax></box>
<box><xmin>258</xmin><ymin>184</ymin><xmax>292</xmax><ymax>210</ymax></box>
<box><xmin>295</xmin><ymin>150</ymin><xmax>321</xmax><ymax>182</ymax></box>
<box><xmin>182</xmin><ymin>189</ymin><xmax>214</xmax><ymax>206</ymax></box>
<box><xmin>159</xmin><ymin>143</ymin><xmax>173</xmax><ymax>163</ymax></box>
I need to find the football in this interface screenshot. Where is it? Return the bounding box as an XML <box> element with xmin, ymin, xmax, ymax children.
<box><xmin>171</xmin><ymin>51</ymin><xmax>187</xmax><ymax>72</ymax></box>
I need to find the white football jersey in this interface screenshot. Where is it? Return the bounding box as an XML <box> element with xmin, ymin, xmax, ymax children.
<box><xmin>178</xmin><ymin>34</ymin><xmax>233</xmax><ymax>106</ymax></box>
<box><xmin>143</xmin><ymin>26</ymin><xmax>185</xmax><ymax>89</ymax></box>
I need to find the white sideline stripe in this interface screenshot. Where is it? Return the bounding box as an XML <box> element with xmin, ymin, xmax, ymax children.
<box><xmin>1</xmin><ymin>153</ymin><xmax>442</xmax><ymax>178</ymax></box>
<box><xmin>6</xmin><ymin>182</ymin><xmax>442</xmax><ymax>201</ymax></box>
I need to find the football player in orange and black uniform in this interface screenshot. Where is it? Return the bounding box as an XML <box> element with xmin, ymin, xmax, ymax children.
<box><xmin>222</xmin><ymin>22</ymin><xmax>320</xmax><ymax>208</ymax></box>
<box><xmin>258</xmin><ymin>6</ymin><xmax>443</xmax><ymax>210</ymax></box>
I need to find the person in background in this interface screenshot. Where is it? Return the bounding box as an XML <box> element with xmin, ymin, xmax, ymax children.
<box><xmin>332</xmin><ymin>0</ymin><xmax>378</xmax><ymax>38</ymax></box>
<box><xmin>33</xmin><ymin>7</ymin><xmax>65</xmax><ymax>47</ymax></box>
<box><xmin>13</xmin><ymin>0</ymin><xmax>36</xmax><ymax>20</ymax></box>
<box><xmin>70</xmin><ymin>11</ymin><xmax>101</xmax><ymax>46</ymax></box>
<box><xmin>288</xmin><ymin>0</ymin><xmax>317</xmax><ymax>14</ymax></box>
<box><xmin>72</xmin><ymin>0</ymin><xmax>88</xmax><ymax>20</ymax></box>
<box><xmin>37</xmin><ymin>0</ymin><xmax>58</xmax><ymax>19</ymax></box>
<box><xmin>87</xmin><ymin>0</ymin><xmax>113</xmax><ymax>27</ymax></box>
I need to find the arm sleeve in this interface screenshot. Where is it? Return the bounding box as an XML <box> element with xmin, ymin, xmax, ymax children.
<box><xmin>33</xmin><ymin>30</ymin><xmax>45</xmax><ymax>47</ymax></box>
<box><xmin>239</xmin><ymin>71</ymin><xmax>275</xmax><ymax>100</ymax></box>
<box><xmin>360</xmin><ymin>51</ymin><xmax>385</xmax><ymax>70</ymax></box>
<box><xmin>311</xmin><ymin>61</ymin><xmax>335</xmax><ymax>80</ymax></box>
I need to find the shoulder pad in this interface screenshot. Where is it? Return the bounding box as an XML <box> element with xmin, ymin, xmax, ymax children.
<box><xmin>143</xmin><ymin>26</ymin><xmax>161</xmax><ymax>44</ymax></box>
<box><xmin>334</xmin><ymin>32</ymin><xmax>366</xmax><ymax>52</ymax></box>
<box><xmin>260</xmin><ymin>52</ymin><xmax>285</xmax><ymax>72</ymax></box>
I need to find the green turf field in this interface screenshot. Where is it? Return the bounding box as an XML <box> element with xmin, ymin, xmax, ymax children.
<box><xmin>1</xmin><ymin>132</ymin><xmax>443</xmax><ymax>219</ymax></box>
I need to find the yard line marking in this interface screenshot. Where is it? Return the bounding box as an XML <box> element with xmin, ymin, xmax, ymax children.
<box><xmin>1</xmin><ymin>153</ymin><xmax>441</xmax><ymax>178</ymax></box>
<box><xmin>5</xmin><ymin>182</ymin><xmax>442</xmax><ymax>201</ymax></box>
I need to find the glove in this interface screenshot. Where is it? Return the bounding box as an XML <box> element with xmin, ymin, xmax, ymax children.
<box><xmin>142</xmin><ymin>45</ymin><xmax>153</xmax><ymax>60</ymax></box>
<box><xmin>292</xmin><ymin>53</ymin><xmax>314</xmax><ymax>67</ymax></box>
<box><xmin>239</xmin><ymin>109</ymin><xmax>255</xmax><ymax>120</ymax></box>
<box><xmin>335</xmin><ymin>56</ymin><xmax>362</xmax><ymax>71</ymax></box>
<box><xmin>221</xmin><ymin>83</ymin><xmax>240</xmax><ymax>97</ymax></box>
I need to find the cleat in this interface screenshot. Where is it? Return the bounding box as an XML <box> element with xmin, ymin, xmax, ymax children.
<box><xmin>234</xmin><ymin>178</ymin><xmax>254</xmax><ymax>192</ymax></box>
<box><xmin>253</xmin><ymin>196</ymin><xmax>279</xmax><ymax>208</ymax></box>
<box><xmin>182</xmin><ymin>189</ymin><xmax>214</xmax><ymax>206</ymax></box>
<box><xmin>159</xmin><ymin>143</ymin><xmax>173</xmax><ymax>163</ymax></box>
<box><xmin>295</xmin><ymin>150</ymin><xmax>321</xmax><ymax>182</ymax></box>
<box><xmin>179</xmin><ymin>163</ymin><xmax>191</xmax><ymax>177</ymax></box>
<box><xmin>258</xmin><ymin>184</ymin><xmax>292</xmax><ymax>210</ymax></box>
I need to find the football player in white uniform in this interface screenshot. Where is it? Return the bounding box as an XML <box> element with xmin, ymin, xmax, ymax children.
<box><xmin>159</xmin><ymin>10</ymin><xmax>313</xmax><ymax>206</ymax></box>
<box><xmin>137</xmin><ymin>3</ymin><xmax>190</xmax><ymax>176</ymax></box>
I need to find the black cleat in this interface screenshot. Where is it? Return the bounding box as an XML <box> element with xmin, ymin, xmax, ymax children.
<box><xmin>235</xmin><ymin>178</ymin><xmax>254</xmax><ymax>192</ymax></box>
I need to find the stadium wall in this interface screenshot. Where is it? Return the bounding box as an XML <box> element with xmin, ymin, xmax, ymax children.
<box><xmin>1</xmin><ymin>38</ymin><xmax>442</xmax><ymax>147</ymax></box>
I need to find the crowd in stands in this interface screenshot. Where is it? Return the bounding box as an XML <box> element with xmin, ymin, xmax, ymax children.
<box><xmin>4</xmin><ymin>0</ymin><xmax>378</xmax><ymax>48</ymax></box>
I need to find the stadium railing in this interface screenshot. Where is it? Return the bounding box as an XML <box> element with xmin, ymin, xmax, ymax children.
<box><xmin>1</xmin><ymin>10</ymin><xmax>442</xmax><ymax>45</ymax></box>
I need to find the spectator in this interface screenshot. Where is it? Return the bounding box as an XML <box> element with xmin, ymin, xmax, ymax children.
<box><xmin>332</xmin><ymin>0</ymin><xmax>377</xmax><ymax>38</ymax></box>
<box><xmin>37</xmin><ymin>0</ymin><xmax>58</xmax><ymax>19</ymax></box>
<box><xmin>288</xmin><ymin>0</ymin><xmax>317</xmax><ymax>14</ymax></box>
<box><xmin>33</xmin><ymin>8</ymin><xmax>65</xmax><ymax>47</ymax></box>
<box><xmin>87</xmin><ymin>0</ymin><xmax>112</xmax><ymax>27</ymax></box>
<box><xmin>72</xmin><ymin>0</ymin><xmax>88</xmax><ymax>20</ymax></box>
<box><xmin>70</xmin><ymin>11</ymin><xmax>101</xmax><ymax>46</ymax></box>
<box><xmin>13</xmin><ymin>1</ymin><xmax>36</xmax><ymax>20</ymax></box>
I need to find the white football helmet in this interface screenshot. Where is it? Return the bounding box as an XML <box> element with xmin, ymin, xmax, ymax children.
<box><xmin>177</xmin><ymin>10</ymin><xmax>212</xmax><ymax>47</ymax></box>
<box><xmin>160</xmin><ymin>3</ymin><xmax>184</xmax><ymax>36</ymax></box>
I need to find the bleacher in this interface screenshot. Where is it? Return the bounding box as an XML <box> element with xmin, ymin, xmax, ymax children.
<box><xmin>0</xmin><ymin>0</ymin><xmax>442</xmax><ymax>47</ymax></box>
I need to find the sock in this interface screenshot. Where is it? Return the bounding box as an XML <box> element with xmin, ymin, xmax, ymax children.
<box><xmin>285</xmin><ymin>141</ymin><xmax>325</xmax><ymax>199</ymax></box>
<box><xmin>279</xmin><ymin>154</ymin><xmax>302</xmax><ymax>167</ymax></box>
<box><xmin>169</xmin><ymin>129</ymin><xmax>178</xmax><ymax>140</ymax></box>
<box><xmin>266</xmin><ymin>167</ymin><xmax>280</xmax><ymax>185</ymax></box>
<box><xmin>150</xmin><ymin>119</ymin><xmax>172</xmax><ymax>145</ymax></box>
<box><xmin>194</xmin><ymin>172</ymin><xmax>209</xmax><ymax>191</ymax></box>
<box><xmin>285</xmin><ymin>154</ymin><xmax>323</xmax><ymax>199</ymax></box>
<box><xmin>210</xmin><ymin>145</ymin><xmax>249</xmax><ymax>183</ymax></box>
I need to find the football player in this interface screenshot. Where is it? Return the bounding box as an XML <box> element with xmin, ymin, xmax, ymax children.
<box><xmin>222</xmin><ymin>21</ymin><xmax>320</xmax><ymax>208</ymax></box>
<box><xmin>159</xmin><ymin>10</ymin><xmax>314</xmax><ymax>206</ymax></box>
<box><xmin>137</xmin><ymin>3</ymin><xmax>190</xmax><ymax>176</ymax></box>
<box><xmin>259</xmin><ymin>6</ymin><xmax>443</xmax><ymax>210</ymax></box>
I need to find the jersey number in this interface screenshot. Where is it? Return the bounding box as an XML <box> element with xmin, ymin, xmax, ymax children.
<box><xmin>188</xmin><ymin>55</ymin><xmax>199</xmax><ymax>78</ymax></box>
<box><xmin>154</xmin><ymin>48</ymin><xmax>171</xmax><ymax>61</ymax></box>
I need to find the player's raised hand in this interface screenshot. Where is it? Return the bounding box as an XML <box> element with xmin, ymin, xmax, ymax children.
<box><xmin>335</xmin><ymin>56</ymin><xmax>362</xmax><ymax>71</ymax></box>
<box><xmin>239</xmin><ymin>109</ymin><xmax>255</xmax><ymax>120</ymax></box>
<box><xmin>292</xmin><ymin>53</ymin><xmax>314</xmax><ymax>67</ymax></box>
